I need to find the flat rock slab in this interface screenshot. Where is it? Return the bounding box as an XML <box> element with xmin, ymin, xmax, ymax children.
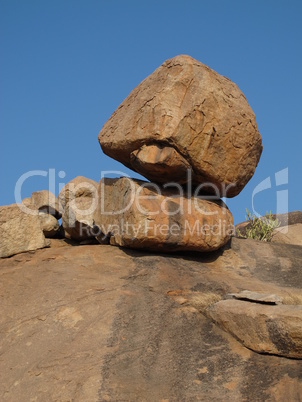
<box><xmin>207</xmin><ymin>299</ymin><xmax>302</xmax><ymax>358</ymax></box>
<box><xmin>228</xmin><ymin>290</ymin><xmax>283</xmax><ymax>304</ymax></box>
<box><xmin>0</xmin><ymin>238</ymin><xmax>301</xmax><ymax>401</ymax></box>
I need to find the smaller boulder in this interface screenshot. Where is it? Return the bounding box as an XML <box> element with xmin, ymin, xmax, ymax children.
<box><xmin>0</xmin><ymin>204</ymin><xmax>48</xmax><ymax>258</ymax></box>
<box><xmin>58</xmin><ymin>176</ymin><xmax>98</xmax><ymax>212</ymax></box>
<box><xmin>31</xmin><ymin>190</ymin><xmax>61</xmax><ymax>219</ymax></box>
<box><xmin>62</xmin><ymin>197</ymin><xmax>100</xmax><ymax>241</ymax></box>
<box><xmin>39</xmin><ymin>213</ymin><xmax>60</xmax><ymax>238</ymax></box>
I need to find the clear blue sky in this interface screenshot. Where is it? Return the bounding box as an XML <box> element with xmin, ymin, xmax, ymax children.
<box><xmin>1</xmin><ymin>0</ymin><xmax>301</xmax><ymax>224</ymax></box>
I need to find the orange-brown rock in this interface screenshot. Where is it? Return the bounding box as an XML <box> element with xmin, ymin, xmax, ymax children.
<box><xmin>98</xmin><ymin>55</ymin><xmax>262</xmax><ymax>197</ymax></box>
<box><xmin>207</xmin><ymin>299</ymin><xmax>302</xmax><ymax>358</ymax></box>
<box><xmin>58</xmin><ymin>176</ymin><xmax>98</xmax><ymax>211</ymax></box>
<box><xmin>93</xmin><ymin>177</ymin><xmax>234</xmax><ymax>252</ymax></box>
<box><xmin>0</xmin><ymin>237</ymin><xmax>301</xmax><ymax>401</ymax></box>
<box><xmin>62</xmin><ymin>196</ymin><xmax>98</xmax><ymax>241</ymax></box>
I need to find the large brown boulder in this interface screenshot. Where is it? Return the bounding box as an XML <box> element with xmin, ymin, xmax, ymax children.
<box><xmin>0</xmin><ymin>204</ymin><xmax>48</xmax><ymax>258</ymax></box>
<box><xmin>98</xmin><ymin>55</ymin><xmax>262</xmax><ymax>197</ymax></box>
<box><xmin>93</xmin><ymin>177</ymin><xmax>234</xmax><ymax>252</ymax></box>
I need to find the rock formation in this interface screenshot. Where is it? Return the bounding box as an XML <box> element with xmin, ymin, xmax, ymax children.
<box><xmin>0</xmin><ymin>237</ymin><xmax>301</xmax><ymax>401</ymax></box>
<box><xmin>30</xmin><ymin>190</ymin><xmax>61</xmax><ymax>219</ymax></box>
<box><xmin>0</xmin><ymin>204</ymin><xmax>48</xmax><ymax>258</ymax></box>
<box><xmin>98</xmin><ymin>55</ymin><xmax>262</xmax><ymax>197</ymax></box>
<box><xmin>59</xmin><ymin>176</ymin><xmax>99</xmax><ymax>241</ymax></box>
<box><xmin>38</xmin><ymin>212</ymin><xmax>60</xmax><ymax>238</ymax></box>
<box><xmin>94</xmin><ymin>177</ymin><xmax>233</xmax><ymax>252</ymax></box>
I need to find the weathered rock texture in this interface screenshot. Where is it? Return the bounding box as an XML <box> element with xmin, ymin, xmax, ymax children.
<box><xmin>98</xmin><ymin>55</ymin><xmax>262</xmax><ymax>197</ymax></box>
<box><xmin>94</xmin><ymin>177</ymin><xmax>234</xmax><ymax>252</ymax></box>
<box><xmin>59</xmin><ymin>176</ymin><xmax>99</xmax><ymax>241</ymax></box>
<box><xmin>62</xmin><ymin>196</ymin><xmax>98</xmax><ymax>241</ymax></box>
<box><xmin>207</xmin><ymin>300</ymin><xmax>302</xmax><ymax>358</ymax></box>
<box><xmin>58</xmin><ymin>176</ymin><xmax>98</xmax><ymax>211</ymax></box>
<box><xmin>30</xmin><ymin>190</ymin><xmax>61</xmax><ymax>219</ymax></box>
<box><xmin>38</xmin><ymin>213</ymin><xmax>60</xmax><ymax>238</ymax></box>
<box><xmin>0</xmin><ymin>204</ymin><xmax>48</xmax><ymax>258</ymax></box>
<box><xmin>0</xmin><ymin>237</ymin><xmax>301</xmax><ymax>401</ymax></box>
<box><xmin>272</xmin><ymin>224</ymin><xmax>302</xmax><ymax>246</ymax></box>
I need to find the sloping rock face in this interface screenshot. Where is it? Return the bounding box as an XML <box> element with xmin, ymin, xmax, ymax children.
<box><xmin>0</xmin><ymin>204</ymin><xmax>48</xmax><ymax>258</ymax></box>
<box><xmin>94</xmin><ymin>177</ymin><xmax>234</xmax><ymax>252</ymax></box>
<box><xmin>272</xmin><ymin>224</ymin><xmax>302</xmax><ymax>246</ymax></box>
<box><xmin>1</xmin><ymin>237</ymin><xmax>301</xmax><ymax>401</ymax></box>
<box><xmin>99</xmin><ymin>55</ymin><xmax>262</xmax><ymax>197</ymax></box>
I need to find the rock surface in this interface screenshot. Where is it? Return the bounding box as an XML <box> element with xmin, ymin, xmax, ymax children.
<box><xmin>94</xmin><ymin>177</ymin><xmax>234</xmax><ymax>252</ymax></box>
<box><xmin>98</xmin><ymin>55</ymin><xmax>262</xmax><ymax>197</ymax></box>
<box><xmin>272</xmin><ymin>224</ymin><xmax>302</xmax><ymax>246</ymax></box>
<box><xmin>38</xmin><ymin>213</ymin><xmax>60</xmax><ymax>238</ymax></box>
<box><xmin>58</xmin><ymin>176</ymin><xmax>98</xmax><ymax>211</ymax></box>
<box><xmin>207</xmin><ymin>299</ymin><xmax>302</xmax><ymax>358</ymax></box>
<box><xmin>228</xmin><ymin>290</ymin><xmax>283</xmax><ymax>304</ymax></box>
<box><xmin>62</xmin><ymin>196</ymin><xmax>99</xmax><ymax>241</ymax></box>
<box><xmin>30</xmin><ymin>190</ymin><xmax>61</xmax><ymax>219</ymax></box>
<box><xmin>0</xmin><ymin>204</ymin><xmax>48</xmax><ymax>258</ymax></box>
<box><xmin>0</xmin><ymin>237</ymin><xmax>301</xmax><ymax>401</ymax></box>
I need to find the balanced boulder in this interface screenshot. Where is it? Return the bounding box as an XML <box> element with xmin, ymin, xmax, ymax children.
<box><xmin>93</xmin><ymin>177</ymin><xmax>233</xmax><ymax>252</ymax></box>
<box><xmin>98</xmin><ymin>55</ymin><xmax>262</xmax><ymax>197</ymax></box>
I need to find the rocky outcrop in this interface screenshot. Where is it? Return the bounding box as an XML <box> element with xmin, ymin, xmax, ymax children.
<box><xmin>38</xmin><ymin>213</ymin><xmax>60</xmax><ymax>238</ymax></box>
<box><xmin>62</xmin><ymin>196</ymin><xmax>98</xmax><ymax>241</ymax></box>
<box><xmin>94</xmin><ymin>177</ymin><xmax>234</xmax><ymax>252</ymax></box>
<box><xmin>207</xmin><ymin>299</ymin><xmax>302</xmax><ymax>358</ymax></box>
<box><xmin>30</xmin><ymin>190</ymin><xmax>61</xmax><ymax>219</ymax></box>
<box><xmin>0</xmin><ymin>204</ymin><xmax>48</xmax><ymax>258</ymax></box>
<box><xmin>58</xmin><ymin>176</ymin><xmax>98</xmax><ymax>211</ymax></box>
<box><xmin>272</xmin><ymin>224</ymin><xmax>302</xmax><ymax>246</ymax></box>
<box><xmin>59</xmin><ymin>176</ymin><xmax>99</xmax><ymax>241</ymax></box>
<box><xmin>0</xmin><ymin>237</ymin><xmax>301</xmax><ymax>401</ymax></box>
<box><xmin>98</xmin><ymin>55</ymin><xmax>262</xmax><ymax>197</ymax></box>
